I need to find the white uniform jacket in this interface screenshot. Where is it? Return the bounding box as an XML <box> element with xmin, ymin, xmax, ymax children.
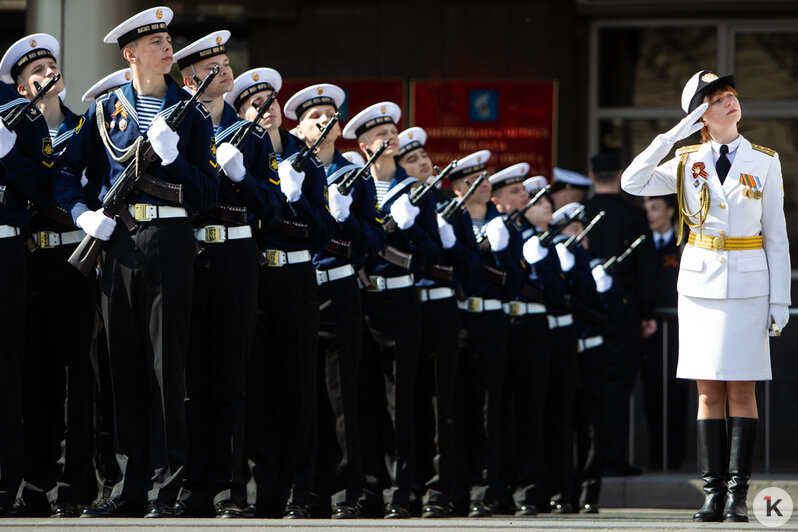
<box><xmin>621</xmin><ymin>134</ymin><xmax>790</xmax><ymax>306</ymax></box>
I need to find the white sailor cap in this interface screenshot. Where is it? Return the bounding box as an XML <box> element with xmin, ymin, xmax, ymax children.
<box><xmin>0</xmin><ymin>33</ymin><xmax>59</xmax><ymax>84</ymax></box>
<box><xmin>681</xmin><ymin>70</ymin><xmax>735</xmax><ymax>114</ymax></box>
<box><xmin>447</xmin><ymin>150</ymin><xmax>490</xmax><ymax>183</ymax></box>
<box><xmin>341</xmin><ymin>101</ymin><xmax>401</xmax><ymax>140</ymax></box>
<box><xmin>523</xmin><ymin>175</ymin><xmax>548</xmax><ymax>195</ymax></box>
<box><xmin>551</xmin><ymin>202</ymin><xmax>584</xmax><ymax>226</ymax></box>
<box><xmin>81</xmin><ymin>68</ymin><xmax>132</xmax><ymax>103</ymax></box>
<box><xmin>489</xmin><ymin>163</ymin><xmax>530</xmax><ymax>192</ymax></box>
<box><xmin>551</xmin><ymin>167</ymin><xmax>591</xmax><ymax>192</ymax></box>
<box><xmin>396</xmin><ymin>127</ymin><xmax>427</xmax><ymax>159</ymax></box>
<box><xmin>284</xmin><ymin>83</ymin><xmax>345</xmax><ymax>121</ymax></box>
<box><xmin>173</xmin><ymin>30</ymin><xmax>230</xmax><ymax>71</ymax></box>
<box><xmin>342</xmin><ymin>151</ymin><xmax>366</xmax><ymax>167</ymax></box>
<box><xmin>104</xmin><ymin>6</ymin><xmax>173</xmax><ymax>49</ymax></box>
<box><xmin>225</xmin><ymin>67</ymin><xmax>282</xmax><ymax>112</ymax></box>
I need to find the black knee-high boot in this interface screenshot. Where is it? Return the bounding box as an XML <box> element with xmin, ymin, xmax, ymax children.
<box><xmin>692</xmin><ymin>419</ymin><xmax>727</xmax><ymax>522</ymax></box>
<box><xmin>723</xmin><ymin>417</ymin><xmax>757</xmax><ymax>522</ymax></box>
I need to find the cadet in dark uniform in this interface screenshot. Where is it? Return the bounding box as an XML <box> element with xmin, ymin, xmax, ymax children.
<box><xmin>0</xmin><ymin>33</ymin><xmax>95</xmax><ymax>517</ymax></box>
<box><xmin>52</xmin><ymin>6</ymin><xmax>219</xmax><ymax>517</ymax></box>
<box><xmin>585</xmin><ymin>152</ymin><xmax>657</xmax><ymax>477</ymax></box>
<box><xmin>227</xmin><ymin>68</ymin><xmax>334</xmax><ymax>518</ymax></box>
<box><xmin>0</xmin><ymin>75</ymin><xmax>54</xmax><ymax>517</ymax></box>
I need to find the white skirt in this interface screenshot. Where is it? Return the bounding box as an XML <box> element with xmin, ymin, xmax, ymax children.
<box><xmin>676</xmin><ymin>294</ymin><xmax>771</xmax><ymax>381</ymax></box>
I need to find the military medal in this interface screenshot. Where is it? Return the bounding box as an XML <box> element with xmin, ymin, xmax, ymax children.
<box><xmin>692</xmin><ymin>162</ymin><xmax>707</xmax><ymax>188</ymax></box>
<box><xmin>739</xmin><ymin>173</ymin><xmax>762</xmax><ymax>200</ymax></box>
<box><xmin>119</xmin><ymin>118</ymin><xmax>127</xmax><ymax>131</ymax></box>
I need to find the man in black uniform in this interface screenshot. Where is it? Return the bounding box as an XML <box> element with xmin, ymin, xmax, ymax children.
<box><xmin>52</xmin><ymin>6</ymin><xmax>219</xmax><ymax>517</ymax></box>
<box><xmin>583</xmin><ymin>151</ymin><xmax>656</xmax><ymax>476</ymax></box>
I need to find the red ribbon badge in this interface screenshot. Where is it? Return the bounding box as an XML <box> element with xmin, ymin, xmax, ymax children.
<box><xmin>692</xmin><ymin>162</ymin><xmax>707</xmax><ymax>180</ymax></box>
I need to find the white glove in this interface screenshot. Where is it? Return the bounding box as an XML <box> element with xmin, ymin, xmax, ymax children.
<box><xmin>592</xmin><ymin>264</ymin><xmax>613</xmax><ymax>293</ymax></box>
<box><xmin>485</xmin><ymin>217</ymin><xmax>509</xmax><ymax>252</ymax></box>
<box><xmin>147</xmin><ymin>116</ymin><xmax>179</xmax><ymax>165</ymax></box>
<box><xmin>328</xmin><ymin>185</ymin><xmax>353</xmax><ymax>222</ymax></box>
<box><xmin>437</xmin><ymin>214</ymin><xmax>456</xmax><ymax>249</ymax></box>
<box><xmin>216</xmin><ymin>142</ymin><xmax>246</xmax><ymax>183</ymax></box>
<box><xmin>0</xmin><ymin>120</ymin><xmax>17</xmax><ymax>158</ymax></box>
<box><xmin>555</xmin><ymin>242</ymin><xmax>575</xmax><ymax>272</ymax></box>
<box><xmin>389</xmin><ymin>194</ymin><xmax>420</xmax><ymax>230</ymax></box>
<box><xmin>278</xmin><ymin>160</ymin><xmax>305</xmax><ymax>202</ymax></box>
<box><xmin>522</xmin><ymin>235</ymin><xmax>548</xmax><ymax>264</ymax></box>
<box><xmin>769</xmin><ymin>304</ymin><xmax>789</xmax><ymax>337</ymax></box>
<box><xmin>76</xmin><ymin>209</ymin><xmax>116</xmax><ymax>241</ymax></box>
<box><xmin>660</xmin><ymin>102</ymin><xmax>708</xmax><ymax>145</ymax></box>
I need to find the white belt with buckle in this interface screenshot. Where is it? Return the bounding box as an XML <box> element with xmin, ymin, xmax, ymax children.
<box><xmin>0</xmin><ymin>224</ymin><xmax>20</xmax><ymax>239</ymax></box>
<box><xmin>547</xmin><ymin>313</ymin><xmax>574</xmax><ymax>329</ymax></box>
<box><xmin>503</xmin><ymin>301</ymin><xmax>547</xmax><ymax>316</ymax></box>
<box><xmin>366</xmin><ymin>274</ymin><xmax>414</xmax><ymax>292</ymax></box>
<box><xmin>316</xmin><ymin>264</ymin><xmax>355</xmax><ymax>285</ymax></box>
<box><xmin>419</xmin><ymin>287</ymin><xmax>455</xmax><ymax>302</ymax></box>
<box><xmin>578</xmin><ymin>335</ymin><xmax>604</xmax><ymax>353</ymax></box>
<box><xmin>35</xmin><ymin>229</ymin><xmax>85</xmax><ymax>248</ymax></box>
<box><xmin>128</xmin><ymin>204</ymin><xmax>187</xmax><ymax>222</ymax></box>
<box><xmin>262</xmin><ymin>249</ymin><xmax>311</xmax><ymax>267</ymax></box>
<box><xmin>194</xmin><ymin>224</ymin><xmax>252</xmax><ymax>243</ymax></box>
<box><xmin>458</xmin><ymin>297</ymin><xmax>503</xmax><ymax>313</ymax></box>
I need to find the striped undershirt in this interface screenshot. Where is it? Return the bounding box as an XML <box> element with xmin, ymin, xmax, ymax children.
<box><xmin>48</xmin><ymin>128</ymin><xmax>58</xmax><ymax>139</ymax></box>
<box><xmin>374</xmin><ymin>180</ymin><xmax>392</xmax><ymax>210</ymax></box>
<box><xmin>471</xmin><ymin>218</ymin><xmax>486</xmax><ymax>237</ymax></box>
<box><xmin>136</xmin><ymin>95</ymin><xmax>163</xmax><ymax>132</ymax></box>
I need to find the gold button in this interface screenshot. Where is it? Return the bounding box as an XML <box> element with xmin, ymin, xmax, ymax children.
<box><xmin>720</xmin><ymin>202</ymin><xmax>727</xmax><ymax>209</ymax></box>
<box><xmin>712</xmin><ymin>236</ymin><xmax>725</xmax><ymax>250</ymax></box>
<box><xmin>719</xmin><ymin>230</ymin><xmax>726</xmax><ymax>236</ymax></box>
<box><xmin>719</xmin><ymin>257</ymin><xmax>726</xmax><ymax>263</ymax></box>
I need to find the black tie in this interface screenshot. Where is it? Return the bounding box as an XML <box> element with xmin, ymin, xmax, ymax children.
<box><xmin>716</xmin><ymin>144</ymin><xmax>730</xmax><ymax>184</ymax></box>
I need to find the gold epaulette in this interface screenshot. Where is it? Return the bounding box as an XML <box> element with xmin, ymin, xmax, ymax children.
<box><xmin>751</xmin><ymin>143</ymin><xmax>776</xmax><ymax>157</ymax></box>
<box><xmin>676</xmin><ymin>144</ymin><xmax>701</xmax><ymax>156</ymax></box>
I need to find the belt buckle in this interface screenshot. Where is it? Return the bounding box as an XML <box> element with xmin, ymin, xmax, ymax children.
<box><xmin>37</xmin><ymin>231</ymin><xmax>57</xmax><ymax>248</ymax></box>
<box><xmin>133</xmin><ymin>203</ymin><xmax>153</xmax><ymax>222</ymax></box>
<box><xmin>508</xmin><ymin>301</ymin><xmax>523</xmax><ymax>316</ymax></box>
<box><xmin>368</xmin><ymin>276</ymin><xmax>386</xmax><ymax>291</ymax></box>
<box><xmin>204</xmin><ymin>225</ymin><xmax>225</xmax><ymax>243</ymax></box>
<box><xmin>467</xmin><ymin>297</ymin><xmax>483</xmax><ymax>312</ymax></box>
<box><xmin>712</xmin><ymin>236</ymin><xmax>725</xmax><ymax>250</ymax></box>
<box><xmin>264</xmin><ymin>250</ymin><xmax>286</xmax><ymax>267</ymax></box>
<box><xmin>316</xmin><ymin>270</ymin><xmax>327</xmax><ymax>285</ymax></box>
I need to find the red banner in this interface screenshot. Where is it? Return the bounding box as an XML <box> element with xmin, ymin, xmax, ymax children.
<box><xmin>411</xmin><ymin>81</ymin><xmax>556</xmax><ymax>179</ymax></box>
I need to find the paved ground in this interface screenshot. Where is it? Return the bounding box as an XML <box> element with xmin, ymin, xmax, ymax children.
<box><xmin>1</xmin><ymin>509</ymin><xmax>796</xmax><ymax>531</ymax></box>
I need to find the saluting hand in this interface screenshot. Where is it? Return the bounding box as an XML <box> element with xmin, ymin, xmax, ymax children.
<box><xmin>660</xmin><ymin>102</ymin><xmax>708</xmax><ymax>145</ymax></box>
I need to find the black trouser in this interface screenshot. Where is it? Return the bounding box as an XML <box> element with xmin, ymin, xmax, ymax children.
<box><xmin>21</xmin><ymin>244</ymin><xmax>95</xmax><ymax>508</ymax></box>
<box><xmin>0</xmin><ymin>236</ymin><xmax>26</xmax><ymax>509</ymax></box>
<box><xmin>542</xmin><ymin>321</ymin><xmax>577</xmax><ymax>506</ymax></box>
<box><xmin>359</xmin><ymin>286</ymin><xmax>421</xmax><ymax>507</ymax></box>
<box><xmin>89</xmin><ymin>302</ymin><xmax>118</xmax><ymax>499</ymax></box>
<box><xmin>505</xmin><ymin>313</ymin><xmax>551</xmax><ymax>508</ymax></box>
<box><xmin>180</xmin><ymin>238</ymin><xmax>259</xmax><ymax>510</ymax></box>
<box><xmin>640</xmin><ymin>320</ymin><xmax>688</xmax><ymax>469</ymax></box>
<box><xmin>572</xmin><ymin>343</ymin><xmax>606</xmax><ymax>506</ymax></box>
<box><xmin>415</xmin><ymin>295</ymin><xmax>460</xmax><ymax>507</ymax></box>
<box><xmin>246</xmin><ymin>260</ymin><xmax>319</xmax><ymax>511</ymax></box>
<box><xmin>316</xmin><ymin>273</ymin><xmax>363</xmax><ymax>508</ymax></box>
<box><xmin>101</xmin><ymin>219</ymin><xmax>195</xmax><ymax>505</ymax></box>
<box><xmin>457</xmin><ymin>309</ymin><xmax>506</xmax><ymax>504</ymax></box>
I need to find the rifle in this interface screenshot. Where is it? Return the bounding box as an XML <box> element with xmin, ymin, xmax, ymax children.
<box><xmin>439</xmin><ymin>172</ymin><xmax>486</xmax><ymax>222</ymax></box>
<box><xmin>337</xmin><ymin>140</ymin><xmax>388</xmax><ymax>196</ymax></box>
<box><xmin>227</xmin><ymin>91</ymin><xmax>278</xmax><ymax>150</ymax></box>
<box><xmin>290</xmin><ymin>112</ymin><xmax>340</xmax><ymax>172</ymax></box>
<box><xmin>563</xmin><ymin>210</ymin><xmax>605</xmax><ymax>251</ymax></box>
<box><xmin>539</xmin><ymin>205</ymin><xmax>584</xmax><ymax>246</ymax></box>
<box><xmin>602</xmin><ymin>234</ymin><xmax>647</xmax><ymax>272</ymax></box>
<box><xmin>476</xmin><ymin>183</ymin><xmax>552</xmax><ymax>251</ymax></box>
<box><xmin>68</xmin><ymin>66</ymin><xmax>221</xmax><ymax>276</ymax></box>
<box><xmin>381</xmin><ymin>159</ymin><xmax>458</xmax><ymax>233</ymax></box>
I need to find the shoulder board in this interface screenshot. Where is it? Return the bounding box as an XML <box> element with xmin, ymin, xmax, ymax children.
<box><xmin>195</xmin><ymin>102</ymin><xmax>210</xmax><ymax>119</ymax></box>
<box><xmin>751</xmin><ymin>143</ymin><xmax>775</xmax><ymax>157</ymax></box>
<box><xmin>675</xmin><ymin>144</ymin><xmax>701</xmax><ymax>155</ymax></box>
<box><xmin>252</xmin><ymin>124</ymin><xmax>266</xmax><ymax>139</ymax></box>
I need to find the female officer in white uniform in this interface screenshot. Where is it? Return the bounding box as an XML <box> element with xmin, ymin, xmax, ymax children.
<box><xmin>621</xmin><ymin>70</ymin><xmax>790</xmax><ymax>523</ymax></box>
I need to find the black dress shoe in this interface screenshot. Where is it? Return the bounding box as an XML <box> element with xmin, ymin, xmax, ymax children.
<box><xmin>241</xmin><ymin>504</ymin><xmax>256</xmax><ymax>518</ymax></box>
<box><xmin>421</xmin><ymin>504</ymin><xmax>450</xmax><ymax>518</ymax></box>
<box><xmin>331</xmin><ymin>504</ymin><xmax>360</xmax><ymax>519</ymax></box>
<box><xmin>515</xmin><ymin>504</ymin><xmax>537</xmax><ymax>516</ymax></box>
<box><xmin>468</xmin><ymin>500</ymin><xmax>491</xmax><ymax>518</ymax></box>
<box><xmin>384</xmin><ymin>504</ymin><xmax>411</xmax><ymax>519</ymax></box>
<box><xmin>145</xmin><ymin>500</ymin><xmax>178</xmax><ymax>518</ymax></box>
<box><xmin>8</xmin><ymin>498</ymin><xmax>28</xmax><ymax>517</ymax></box>
<box><xmin>283</xmin><ymin>503</ymin><xmax>311</xmax><ymax>519</ymax></box>
<box><xmin>553</xmin><ymin>502</ymin><xmax>575</xmax><ymax>514</ymax></box>
<box><xmin>215</xmin><ymin>500</ymin><xmax>244</xmax><ymax>518</ymax></box>
<box><xmin>50</xmin><ymin>502</ymin><xmax>78</xmax><ymax>518</ymax></box>
<box><xmin>581</xmin><ymin>503</ymin><xmax>599</xmax><ymax>514</ymax></box>
<box><xmin>81</xmin><ymin>498</ymin><xmax>139</xmax><ymax>517</ymax></box>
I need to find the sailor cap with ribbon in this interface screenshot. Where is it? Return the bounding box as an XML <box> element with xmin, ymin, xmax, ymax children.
<box><xmin>447</xmin><ymin>149</ymin><xmax>491</xmax><ymax>183</ymax></box>
<box><xmin>489</xmin><ymin>162</ymin><xmax>531</xmax><ymax>192</ymax></box>
<box><xmin>551</xmin><ymin>166</ymin><xmax>591</xmax><ymax>192</ymax></box>
<box><xmin>81</xmin><ymin>68</ymin><xmax>132</xmax><ymax>103</ymax></box>
<box><xmin>396</xmin><ymin>127</ymin><xmax>427</xmax><ymax>159</ymax></box>
<box><xmin>173</xmin><ymin>30</ymin><xmax>230</xmax><ymax>71</ymax></box>
<box><xmin>342</xmin><ymin>151</ymin><xmax>366</xmax><ymax>167</ymax></box>
<box><xmin>523</xmin><ymin>175</ymin><xmax>548</xmax><ymax>195</ymax></box>
<box><xmin>103</xmin><ymin>6</ymin><xmax>173</xmax><ymax>49</ymax></box>
<box><xmin>225</xmin><ymin>67</ymin><xmax>282</xmax><ymax>112</ymax></box>
<box><xmin>551</xmin><ymin>202</ymin><xmax>585</xmax><ymax>226</ymax></box>
<box><xmin>341</xmin><ymin>101</ymin><xmax>401</xmax><ymax>140</ymax></box>
<box><xmin>0</xmin><ymin>33</ymin><xmax>59</xmax><ymax>84</ymax></box>
<box><xmin>284</xmin><ymin>83</ymin><xmax>345</xmax><ymax>121</ymax></box>
<box><xmin>681</xmin><ymin>70</ymin><xmax>735</xmax><ymax>114</ymax></box>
